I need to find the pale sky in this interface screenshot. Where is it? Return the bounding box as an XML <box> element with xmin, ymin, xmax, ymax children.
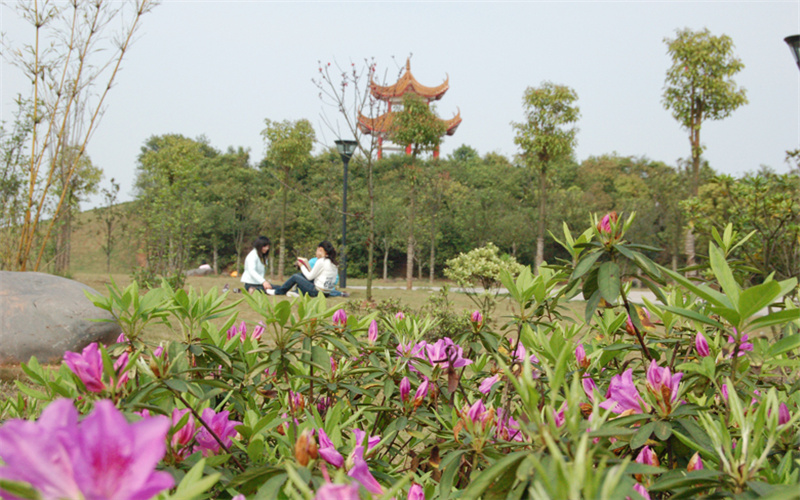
<box><xmin>2</xmin><ymin>1</ymin><xmax>799</xmax><ymax>209</ymax></box>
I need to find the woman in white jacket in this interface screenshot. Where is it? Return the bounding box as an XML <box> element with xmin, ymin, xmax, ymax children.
<box><xmin>268</xmin><ymin>241</ymin><xmax>341</xmax><ymax>297</ymax></box>
<box><xmin>241</xmin><ymin>236</ymin><xmax>274</xmax><ymax>293</ymax></box>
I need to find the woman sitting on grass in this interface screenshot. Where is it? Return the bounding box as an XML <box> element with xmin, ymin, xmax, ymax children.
<box><xmin>267</xmin><ymin>241</ymin><xmax>347</xmax><ymax>297</ymax></box>
<box><xmin>241</xmin><ymin>236</ymin><xmax>274</xmax><ymax>293</ymax></box>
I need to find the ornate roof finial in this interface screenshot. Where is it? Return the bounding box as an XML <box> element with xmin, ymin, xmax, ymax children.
<box><xmin>406</xmin><ymin>58</ymin><xmax>411</xmax><ymax>71</ymax></box>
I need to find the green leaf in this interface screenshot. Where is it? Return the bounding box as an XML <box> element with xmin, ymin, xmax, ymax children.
<box><xmin>654</xmin><ymin>420</ymin><xmax>672</xmax><ymax>440</ymax></box>
<box><xmin>0</xmin><ymin>479</ymin><xmax>41</xmax><ymax>500</ymax></box>
<box><xmin>165</xmin><ymin>459</ymin><xmax>220</xmax><ymax>500</ymax></box>
<box><xmin>738</xmin><ymin>281</ymin><xmax>781</xmax><ymax>320</ymax></box>
<box><xmin>660</xmin><ymin>306</ymin><xmax>724</xmax><ymax>329</ymax></box>
<box><xmin>659</xmin><ymin>267</ymin><xmax>731</xmax><ymax>309</ymax></box>
<box><xmin>747</xmin><ymin>309</ymin><xmax>800</xmax><ymax>332</ymax></box>
<box><xmin>630</xmin><ymin>421</ymin><xmax>655</xmax><ymax>449</ymax></box>
<box><xmin>769</xmin><ymin>334</ymin><xmax>800</xmax><ymax>357</ymax></box>
<box><xmin>460</xmin><ymin>451</ymin><xmax>528</xmax><ymax>499</ymax></box>
<box><xmin>572</xmin><ymin>250</ymin><xmax>603</xmax><ymax>281</ymax></box>
<box><xmin>598</xmin><ymin>261</ymin><xmax>621</xmax><ymax>303</ymax></box>
<box><xmin>708</xmin><ymin>244</ymin><xmax>739</xmax><ymax>305</ymax></box>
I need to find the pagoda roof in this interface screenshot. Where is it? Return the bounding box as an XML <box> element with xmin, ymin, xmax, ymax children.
<box><xmin>370</xmin><ymin>59</ymin><xmax>450</xmax><ymax>101</ymax></box>
<box><xmin>358</xmin><ymin>109</ymin><xmax>462</xmax><ymax>137</ymax></box>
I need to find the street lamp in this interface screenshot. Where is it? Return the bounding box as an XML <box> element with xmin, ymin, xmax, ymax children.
<box><xmin>785</xmin><ymin>35</ymin><xmax>800</xmax><ymax>71</ymax></box>
<box><xmin>335</xmin><ymin>139</ymin><xmax>358</xmax><ymax>289</ymax></box>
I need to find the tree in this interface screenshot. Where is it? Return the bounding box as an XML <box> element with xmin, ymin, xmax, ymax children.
<box><xmin>5</xmin><ymin>0</ymin><xmax>156</xmax><ymax>271</ymax></box>
<box><xmin>512</xmin><ymin>82</ymin><xmax>580</xmax><ymax>272</ymax></box>
<box><xmin>95</xmin><ymin>178</ymin><xmax>127</xmax><ymax>273</ymax></box>
<box><xmin>0</xmin><ymin>98</ymin><xmax>34</xmax><ymax>270</ymax></box>
<box><xmin>313</xmin><ymin>58</ymin><xmax>386</xmax><ymax>300</ymax></box>
<box><xmin>134</xmin><ymin>134</ymin><xmax>214</xmax><ymax>279</ymax></box>
<box><xmin>390</xmin><ymin>93</ymin><xmax>447</xmax><ymax>290</ymax></box>
<box><xmin>663</xmin><ymin>28</ymin><xmax>748</xmax><ymax>270</ymax></box>
<box><xmin>262</xmin><ymin>119</ymin><xmax>315</xmax><ymax>280</ymax></box>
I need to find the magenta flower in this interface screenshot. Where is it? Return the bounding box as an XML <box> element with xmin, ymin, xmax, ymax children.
<box><xmin>414</xmin><ymin>377</ymin><xmax>430</xmax><ymax>405</ymax></box>
<box><xmin>471</xmin><ymin>310</ymin><xmax>483</xmax><ymax>326</ymax></box>
<box><xmin>352</xmin><ymin>429</ymin><xmax>380</xmax><ymax>452</ymax></box>
<box><xmin>721</xmin><ymin>384</ymin><xmax>729</xmax><ymax>402</ymax></box>
<box><xmin>695</xmin><ymin>332</ymin><xmax>710</xmax><ymax>357</ymax></box>
<box><xmin>114</xmin><ymin>351</ymin><xmax>131</xmax><ymax>388</ymax></box>
<box><xmin>598</xmin><ymin>212</ymin><xmax>615</xmax><ymax>234</ymax></box>
<box><xmin>511</xmin><ymin>343</ymin><xmax>539</xmax><ymax>364</ymax></box>
<box><xmin>0</xmin><ymin>399</ymin><xmax>174</xmax><ymax>500</ymax></box>
<box><xmin>553</xmin><ymin>405</ymin><xmax>566</xmax><ymax>428</ymax></box>
<box><xmin>252</xmin><ymin>323</ymin><xmax>265</xmax><ymax>341</ymax></box>
<box><xmin>645</xmin><ymin>360</ymin><xmax>683</xmax><ymax>404</ymax></box>
<box><xmin>116</xmin><ymin>332</ymin><xmax>127</xmax><ymax>343</ymax></box>
<box><xmin>495</xmin><ymin>407</ymin><xmax>524</xmax><ymax>442</ymax></box>
<box><xmin>778</xmin><ymin>403</ymin><xmax>791</xmax><ymax>425</ymax></box>
<box><xmin>333</xmin><ymin>309</ymin><xmax>347</xmax><ymax>326</ymax></box>
<box><xmin>395</xmin><ymin>311</ymin><xmax>405</xmax><ymax>320</ymax></box>
<box><xmin>575</xmin><ymin>343</ymin><xmax>589</xmax><ymax>368</ymax></box>
<box><xmin>397</xmin><ymin>340</ymin><xmax>426</xmax><ymax>359</ymax></box>
<box><xmin>583</xmin><ymin>376</ymin><xmax>599</xmax><ymax>402</ymax></box>
<box><xmin>425</xmin><ymin>337</ymin><xmax>473</xmax><ymax>369</ymax></box>
<box><xmin>170</xmin><ymin>408</ymin><xmax>195</xmax><ymax>448</ymax></box>
<box><xmin>368</xmin><ymin>319</ymin><xmax>378</xmax><ymax>343</ymax></box>
<box><xmin>632</xmin><ymin>483</ymin><xmax>651</xmax><ymax>500</ymax></box>
<box><xmin>194</xmin><ymin>408</ymin><xmax>240</xmax><ymax>456</ymax></box>
<box><xmin>317</xmin><ymin>428</ymin><xmax>344</xmax><ymax>468</ymax></box>
<box><xmin>314</xmin><ymin>482</ymin><xmax>361</xmax><ymax>500</ymax></box>
<box><xmin>687</xmin><ymin>452</ymin><xmax>704</xmax><ymax>471</ymax></box>
<box><xmin>153</xmin><ymin>345</ymin><xmax>165</xmax><ymax>358</ymax></box>
<box><xmin>600</xmin><ymin>369</ymin><xmax>646</xmax><ymax>414</ymax></box>
<box><xmin>408</xmin><ymin>483</ymin><xmax>425</xmax><ymax>500</ymax></box>
<box><xmin>227</xmin><ymin>321</ymin><xmax>247</xmax><ymax>341</ymax></box>
<box><xmin>635</xmin><ymin>445</ymin><xmax>659</xmax><ymax>466</ymax></box>
<box><xmin>727</xmin><ymin>331</ymin><xmax>754</xmax><ymax>357</ymax></box>
<box><xmin>400</xmin><ymin>376</ymin><xmax>411</xmax><ymax>402</ymax></box>
<box><xmin>464</xmin><ymin>399</ymin><xmax>488</xmax><ymax>424</ymax></box>
<box><xmin>348</xmin><ymin>454</ymin><xmax>383</xmax><ymax>495</ymax></box>
<box><xmin>63</xmin><ymin>342</ymin><xmax>106</xmax><ymax>393</ymax></box>
<box><xmin>479</xmin><ymin>374</ymin><xmax>501</xmax><ymax>394</ymax></box>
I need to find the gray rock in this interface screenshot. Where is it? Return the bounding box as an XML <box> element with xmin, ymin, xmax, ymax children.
<box><xmin>0</xmin><ymin>271</ymin><xmax>120</xmax><ymax>364</ymax></box>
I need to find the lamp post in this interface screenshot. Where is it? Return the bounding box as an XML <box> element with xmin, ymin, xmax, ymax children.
<box><xmin>335</xmin><ymin>139</ymin><xmax>358</xmax><ymax>289</ymax></box>
<box><xmin>785</xmin><ymin>35</ymin><xmax>800</xmax><ymax>71</ymax></box>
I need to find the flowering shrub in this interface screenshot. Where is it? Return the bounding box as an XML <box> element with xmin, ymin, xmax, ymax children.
<box><xmin>1</xmin><ymin>217</ymin><xmax>799</xmax><ymax>500</ymax></box>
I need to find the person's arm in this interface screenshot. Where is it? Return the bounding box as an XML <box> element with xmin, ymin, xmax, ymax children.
<box><xmin>301</xmin><ymin>258</ymin><xmax>324</xmax><ymax>281</ymax></box>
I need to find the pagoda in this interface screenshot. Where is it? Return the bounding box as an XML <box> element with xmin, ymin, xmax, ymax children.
<box><xmin>358</xmin><ymin>59</ymin><xmax>461</xmax><ymax>159</ymax></box>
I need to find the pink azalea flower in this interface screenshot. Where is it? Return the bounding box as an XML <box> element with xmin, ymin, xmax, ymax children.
<box><xmin>695</xmin><ymin>332</ymin><xmax>710</xmax><ymax>357</ymax></box>
<box><xmin>727</xmin><ymin>331</ymin><xmax>754</xmax><ymax>358</ymax></box>
<box><xmin>495</xmin><ymin>407</ymin><xmax>524</xmax><ymax>442</ymax></box>
<box><xmin>347</xmin><ymin>452</ymin><xmax>383</xmax><ymax>495</ymax></box>
<box><xmin>778</xmin><ymin>403</ymin><xmax>791</xmax><ymax>426</ymax></box>
<box><xmin>479</xmin><ymin>374</ymin><xmax>501</xmax><ymax>394</ymax></box>
<box><xmin>395</xmin><ymin>311</ymin><xmax>405</xmax><ymax>320</ymax></box>
<box><xmin>721</xmin><ymin>384</ymin><xmax>729</xmax><ymax>402</ymax></box>
<box><xmin>687</xmin><ymin>452</ymin><xmax>704</xmax><ymax>471</ymax></box>
<box><xmin>0</xmin><ymin>399</ymin><xmax>174</xmax><ymax>500</ymax></box>
<box><xmin>333</xmin><ymin>309</ymin><xmax>347</xmax><ymax>326</ymax></box>
<box><xmin>352</xmin><ymin>429</ymin><xmax>380</xmax><ymax>452</ymax></box>
<box><xmin>400</xmin><ymin>377</ymin><xmax>411</xmax><ymax>402</ymax></box>
<box><xmin>553</xmin><ymin>405</ymin><xmax>566</xmax><ymax>428</ymax></box>
<box><xmin>170</xmin><ymin>408</ymin><xmax>195</xmax><ymax>448</ymax></box>
<box><xmin>116</xmin><ymin>332</ymin><xmax>127</xmax><ymax>343</ymax></box>
<box><xmin>414</xmin><ymin>378</ymin><xmax>430</xmax><ymax>405</ymax></box>
<box><xmin>314</xmin><ymin>482</ymin><xmax>361</xmax><ymax>500</ymax></box>
<box><xmin>425</xmin><ymin>337</ymin><xmax>473</xmax><ymax>369</ymax></box>
<box><xmin>368</xmin><ymin>319</ymin><xmax>378</xmax><ymax>343</ymax></box>
<box><xmin>194</xmin><ymin>408</ymin><xmax>240</xmax><ymax>456</ymax></box>
<box><xmin>645</xmin><ymin>360</ymin><xmax>683</xmax><ymax>404</ymax></box>
<box><xmin>63</xmin><ymin>342</ymin><xmax>106</xmax><ymax>393</ymax></box>
<box><xmin>598</xmin><ymin>212</ymin><xmax>615</xmax><ymax>234</ymax></box>
<box><xmin>635</xmin><ymin>445</ymin><xmax>658</xmax><ymax>466</ymax></box>
<box><xmin>252</xmin><ymin>323</ymin><xmax>265</xmax><ymax>341</ymax></box>
<box><xmin>153</xmin><ymin>346</ymin><xmax>165</xmax><ymax>358</ymax></box>
<box><xmin>408</xmin><ymin>483</ymin><xmax>425</xmax><ymax>500</ymax></box>
<box><xmin>511</xmin><ymin>343</ymin><xmax>539</xmax><ymax>364</ymax></box>
<box><xmin>575</xmin><ymin>343</ymin><xmax>589</xmax><ymax>368</ymax></box>
<box><xmin>464</xmin><ymin>399</ymin><xmax>488</xmax><ymax>424</ymax></box>
<box><xmin>583</xmin><ymin>376</ymin><xmax>599</xmax><ymax>402</ymax></box>
<box><xmin>471</xmin><ymin>310</ymin><xmax>483</xmax><ymax>326</ymax></box>
<box><xmin>632</xmin><ymin>483</ymin><xmax>651</xmax><ymax>500</ymax></box>
<box><xmin>317</xmin><ymin>428</ymin><xmax>344</xmax><ymax>468</ymax></box>
<box><xmin>600</xmin><ymin>369</ymin><xmax>645</xmax><ymax>414</ymax></box>
<box><xmin>114</xmin><ymin>351</ymin><xmax>131</xmax><ymax>389</ymax></box>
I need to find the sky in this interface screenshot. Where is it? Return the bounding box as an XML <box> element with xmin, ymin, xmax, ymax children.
<box><xmin>2</xmin><ymin>1</ymin><xmax>799</xmax><ymax>209</ymax></box>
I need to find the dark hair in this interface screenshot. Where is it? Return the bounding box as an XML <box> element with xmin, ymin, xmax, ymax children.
<box><xmin>318</xmin><ymin>240</ymin><xmax>337</xmax><ymax>265</ymax></box>
<box><xmin>253</xmin><ymin>236</ymin><xmax>271</xmax><ymax>265</ymax></box>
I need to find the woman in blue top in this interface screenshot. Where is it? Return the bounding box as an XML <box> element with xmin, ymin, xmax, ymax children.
<box><xmin>241</xmin><ymin>236</ymin><xmax>274</xmax><ymax>293</ymax></box>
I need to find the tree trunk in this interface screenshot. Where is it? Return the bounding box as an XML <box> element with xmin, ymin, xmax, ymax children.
<box><xmin>279</xmin><ymin>168</ymin><xmax>288</xmax><ymax>280</ymax></box>
<box><xmin>213</xmin><ymin>243</ymin><xmax>219</xmax><ymax>274</ymax></box>
<box><xmin>383</xmin><ymin>239</ymin><xmax>389</xmax><ymax>281</ymax></box>
<box><xmin>686</xmin><ymin>114</ymin><xmax>701</xmax><ymax>276</ymax></box>
<box><xmin>367</xmin><ymin>162</ymin><xmax>375</xmax><ymax>300</ymax></box>
<box><xmin>54</xmin><ymin>207</ymin><xmax>71</xmax><ymax>275</ymax></box>
<box><xmin>429</xmin><ymin>217</ymin><xmax>435</xmax><ymax>283</ymax></box>
<box><xmin>406</xmin><ymin>182</ymin><xmax>415</xmax><ymax>290</ymax></box>
<box><xmin>535</xmin><ymin>167</ymin><xmax>547</xmax><ymax>273</ymax></box>
<box><xmin>685</xmin><ymin>226</ymin><xmax>695</xmax><ymax>270</ymax></box>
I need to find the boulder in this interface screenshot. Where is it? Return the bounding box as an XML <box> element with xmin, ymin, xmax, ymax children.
<box><xmin>0</xmin><ymin>271</ymin><xmax>120</xmax><ymax>364</ymax></box>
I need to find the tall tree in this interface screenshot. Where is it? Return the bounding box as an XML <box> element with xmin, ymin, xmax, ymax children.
<box><xmin>391</xmin><ymin>94</ymin><xmax>447</xmax><ymax>290</ymax></box>
<box><xmin>261</xmin><ymin>119</ymin><xmax>315</xmax><ymax>280</ymax></box>
<box><xmin>95</xmin><ymin>178</ymin><xmax>127</xmax><ymax>274</ymax></box>
<box><xmin>7</xmin><ymin>0</ymin><xmax>156</xmax><ymax>271</ymax></box>
<box><xmin>512</xmin><ymin>82</ymin><xmax>580</xmax><ymax>272</ymax></box>
<box><xmin>663</xmin><ymin>28</ymin><xmax>748</xmax><ymax>270</ymax></box>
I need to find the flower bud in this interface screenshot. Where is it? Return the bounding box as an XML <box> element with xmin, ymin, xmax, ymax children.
<box><xmin>400</xmin><ymin>376</ymin><xmax>411</xmax><ymax>402</ymax></box>
<box><xmin>778</xmin><ymin>402</ymin><xmax>791</xmax><ymax>426</ymax></box>
<box><xmin>368</xmin><ymin>319</ymin><xmax>378</xmax><ymax>344</ymax></box>
<box><xmin>294</xmin><ymin>428</ymin><xmax>318</xmax><ymax>466</ymax></box>
<box><xmin>687</xmin><ymin>452</ymin><xmax>703</xmax><ymax>471</ymax></box>
<box><xmin>395</xmin><ymin>311</ymin><xmax>405</xmax><ymax>320</ymax></box>
<box><xmin>470</xmin><ymin>310</ymin><xmax>483</xmax><ymax>328</ymax></box>
<box><xmin>332</xmin><ymin>309</ymin><xmax>347</xmax><ymax>326</ymax></box>
<box><xmin>575</xmin><ymin>344</ymin><xmax>589</xmax><ymax>369</ymax></box>
<box><xmin>695</xmin><ymin>332</ymin><xmax>710</xmax><ymax>357</ymax></box>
